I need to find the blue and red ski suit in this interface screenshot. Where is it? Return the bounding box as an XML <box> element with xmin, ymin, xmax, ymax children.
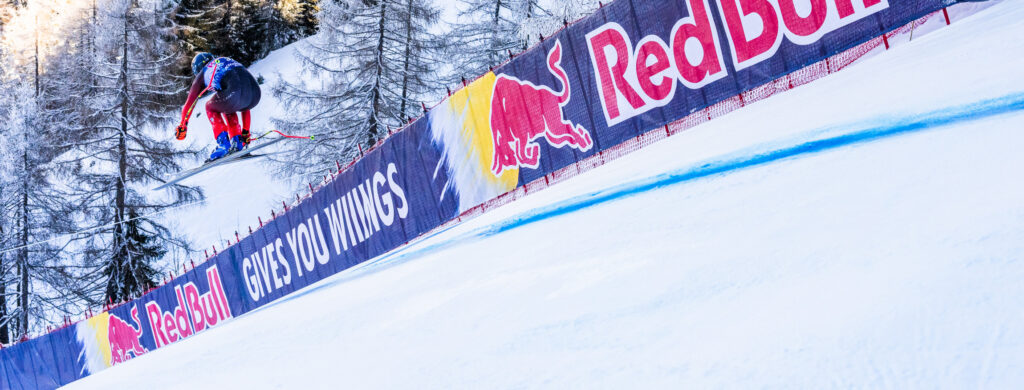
<box><xmin>179</xmin><ymin>57</ymin><xmax>262</xmax><ymax>141</ymax></box>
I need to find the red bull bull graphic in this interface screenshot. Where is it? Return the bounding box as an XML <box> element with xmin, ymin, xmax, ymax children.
<box><xmin>72</xmin><ymin>307</ymin><xmax>149</xmax><ymax>373</ymax></box>
<box><xmin>107</xmin><ymin>306</ymin><xmax>147</xmax><ymax>365</ymax></box>
<box><xmin>489</xmin><ymin>41</ymin><xmax>594</xmax><ymax>176</ymax></box>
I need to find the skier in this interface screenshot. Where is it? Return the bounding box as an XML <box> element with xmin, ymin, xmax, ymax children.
<box><xmin>175</xmin><ymin>52</ymin><xmax>262</xmax><ymax>161</ymax></box>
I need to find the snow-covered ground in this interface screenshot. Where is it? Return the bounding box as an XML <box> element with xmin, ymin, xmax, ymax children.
<box><xmin>83</xmin><ymin>1</ymin><xmax>1024</xmax><ymax>388</ymax></box>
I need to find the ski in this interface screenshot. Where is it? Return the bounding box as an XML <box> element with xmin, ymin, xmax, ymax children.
<box><xmin>154</xmin><ymin>137</ymin><xmax>287</xmax><ymax>190</ymax></box>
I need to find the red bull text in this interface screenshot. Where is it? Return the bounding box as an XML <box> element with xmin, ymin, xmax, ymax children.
<box><xmin>489</xmin><ymin>41</ymin><xmax>594</xmax><ymax>176</ymax></box>
<box><xmin>145</xmin><ymin>265</ymin><xmax>232</xmax><ymax>349</ymax></box>
<box><xmin>586</xmin><ymin>0</ymin><xmax>888</xmax><ymax>126</ymax></box>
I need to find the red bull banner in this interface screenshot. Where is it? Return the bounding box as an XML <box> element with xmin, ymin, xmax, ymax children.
<box><xmin>1</xmin><ymin>0</ymin><xmax>971</xmax><ymax>388</ymax></box>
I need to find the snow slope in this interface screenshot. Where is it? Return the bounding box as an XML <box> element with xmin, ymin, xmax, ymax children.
<box><xmin>76</xmin><ymin>1</ymin><xmax>1024</xmax><ymax>388</ymax></box>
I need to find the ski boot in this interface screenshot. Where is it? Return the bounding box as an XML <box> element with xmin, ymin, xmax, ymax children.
<box><xmin>231</xmin><ymin>129</ymin><xmax>250</xmax><ymax>152</ymax></box>
<box><xmin>209</xmin><ymin>132</ymin><xmax>233</xmax><ymax>161</ymax></box>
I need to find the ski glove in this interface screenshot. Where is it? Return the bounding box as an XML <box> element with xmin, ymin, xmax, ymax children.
<box><xmin>175</xmin><ymin>123</ymin><xmax>188</xmax><ymax>140</ymax></box>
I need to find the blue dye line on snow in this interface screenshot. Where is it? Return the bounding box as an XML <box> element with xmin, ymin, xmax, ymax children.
<box><xmin>489</xmin><ymin>92</ymin><xmax>1024</xmax><ymax>236</ymax></box>
<box><xmin>271</xmin><ymin>92</ymin><xmax>1024</xmax><ymax>307</ymax></box>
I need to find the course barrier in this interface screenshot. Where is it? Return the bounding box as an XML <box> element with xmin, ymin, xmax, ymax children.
<box><xmin>0</xmin><ymin>0</ymin><xmax>981</xmax><ymax>387</ymax></box>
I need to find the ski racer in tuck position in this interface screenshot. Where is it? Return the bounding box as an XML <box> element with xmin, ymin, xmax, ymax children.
<box><xmin>175</xmin><ymin>52</ymin><xmax>262</xmax><ymax>161</ymax></box>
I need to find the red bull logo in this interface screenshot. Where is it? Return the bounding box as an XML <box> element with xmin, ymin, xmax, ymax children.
<box><xmin>585</xmin><ymin>0</ymin><xmax>888</xmax><ymax>126</ymax></box>
<box><xmin>146</xmin><ymin>265</ymin><xmax>233</xmax><ymax>348</ymax></box>
<box><xmin>107</xmin><ymin>306</ymin><xmax>147</xmax><ymax>365</ymax></box>
<box><xmin>489</xmin><ymin>40</ymin><xmax>593</xmax><ymax>176</ymax></box>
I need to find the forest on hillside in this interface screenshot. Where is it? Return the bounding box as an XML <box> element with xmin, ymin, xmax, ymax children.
<box><xmin>0</xmin><ymin>0</ymin><xmax>599</xmax><ymax>345</ymax></box>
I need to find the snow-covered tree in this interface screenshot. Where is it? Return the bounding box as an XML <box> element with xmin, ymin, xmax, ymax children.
<box><xmin>0</xmin><ymin>0</ymin><xmax>90</xmax><ymax>340</ymax></box>
<box><xmin>174</xmin><ymin>0</ymin><xmax>319</xmax><ymax>72</ymax></box>
<box><xmin>0</xmin><ymin>0</ymin><xmax>12</xmax><ymax>346</ymax></box>
<box><xmin>173</xmin><ymin>0</ymin><xmax>221</xmax><ymax>73</ymax></box>
<box><xmin>272</xmin><ymin>0</ymin><xmax>443</xmax><ymax>180</ymax></box>
<box><xmin>517</xmin><ymin>0</ymin><xmax>600</xmax><ymax>43</ymax></box>
<box><xmin>102</xmin><ymin>209</ymin><xmax>163</xmax><ymax>302</ymax></box>
<box><xmin>447</xmin><ymin>0</ymin><xmax>540</xmax><ymax>81</ymax></box>
<box><xmin>225</xmin><ymin>0</ymin><xmax>303</xmax><ymax>65</ymax></box>
<box><xmin>0</xmin><ymin>2</ymin><xmax>13</xmax><ymax>32</ymax></box>
<box><xmin>55</xmin><ymin>0</ymin><xmax>201</xmax><ymax>305</ymax></box>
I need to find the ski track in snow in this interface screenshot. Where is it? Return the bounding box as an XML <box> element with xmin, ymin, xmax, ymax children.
<box><xmin>69</xmin><ymin>2</ymin><xmax>1024</xmax><ymax>388</ymax></box>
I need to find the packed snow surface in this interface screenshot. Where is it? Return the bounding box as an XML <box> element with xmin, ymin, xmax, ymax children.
<box><xmin>71</xmin><ymin>2</ymin><xmax>1023</xmax><ymax>388</ymax></box>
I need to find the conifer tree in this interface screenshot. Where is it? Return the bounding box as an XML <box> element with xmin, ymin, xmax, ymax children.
<box><xmin>295</xmin><ymin>0</ymin><xmax>319</xmax><ymax>36</ymax></box>
<box><xmin>227</xmin><ymin>0</ymin><xmax>270</xmax><ymax>64</ymax></box>
<box><xmin>58</xmin><ymin>0</ymin><xmax>201</xmax><ymax>305</ymax></box>
<box><xmin>448</xmin><ymin>0</ymin><xmax>540</xmax><ymax>81</ymax></box>
<box><xmin>273</xmin><ymin>0</ymin><xmax>442</xmax><ymax>181</ymax></box>
<box><xmin>174</xmin><ymin>0</ymin><xmax>319</xmax><ymax>73</ymax></box>
<box><xmin>0</xmin><ymin>0</ymin><xmax>12</xmax><ymax>346</ymax></box>
<box><xmin>103</xmin><ymin>210</ymin><xmax>162</xmax><ymax>301</ymax></box>
<box><xmin>517</xmin><ymin>0</ymin><xmax>600</xmax><ymax>43</ymax></box>
<box><xmin>173</xmin><ymin>0</ymin><xmax>220</xmax><ymax>74</ymax></box>
<box><xmin>0</xmin><ymin>0</ymin><xmax>86</xmax><ymax>339</ymax></box>
<box><xmin>0</xmin><ymin>42</ymin><xmax>11</xmax><ymax>345</ymax></box>
<box><xmin>226</xmin><ymin>0</ymin><xmax>297</xmax><ymax>65</ymax></box>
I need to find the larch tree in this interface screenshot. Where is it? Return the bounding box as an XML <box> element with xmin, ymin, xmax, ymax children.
<box><xmin>57</xmin><ymin>0</ymin><xmax>201</xmax><ymax>305</ymax></box>
<box><xmin>0</xmin><ymin>0</ymin><xmax>13</xmax><ymax>346</ymax></box>
<box><xmin>273</xmin><ymin>0</ymin><xmax>443</xmax><ymax>182</ymax></box>
<box><xmin>175</xmin><ymin>0</ymin><xmax>319</xmax><ymax>73</ymax></box>
<box><xmin>173</xmin><ymin>0</ymin><xmax>222</xmax><ymax>75</ymax></box>
<box><xmin>517</xmin><ymin>0</ymin><xmax>600</xmax><ymax>43</ymax></box>
<box><xmin>447</xmin><ymin>0</ymin><xmax>541</xmax><ymax>82</ymax></box>
<box><xmin>0</xmin><ymin>0</ymin><xmax>89</xmax><ymax>339</ymax></box>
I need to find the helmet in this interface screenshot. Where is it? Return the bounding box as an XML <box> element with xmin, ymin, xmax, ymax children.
<box><xmin>191</xmin><ymin>52</ymin><xmax>215</xmax><ymax>76</ymax></box>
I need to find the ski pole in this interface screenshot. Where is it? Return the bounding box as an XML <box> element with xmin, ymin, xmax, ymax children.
<box><xmin>250</xmin><ymin>129</ymin><xmax>315</xmax><ymax>143</ymax></box>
